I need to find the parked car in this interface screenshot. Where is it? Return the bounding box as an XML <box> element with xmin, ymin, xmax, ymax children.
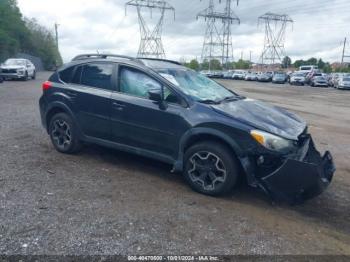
<box><xmin>0</xmin><ymin>76</ymin><xmax>3</xmax><ymax>83</ymax></box>
<box><xmin>245</xmin><ymin>72</ymin><xmax>258</xmax><ymax>81</ymax></box>
<box><xmin>223</xmin><ymin>71</ymin><xmax>234</xmax><ymax>79</ymax></box>
<box><xmin>232</xmin><ymin>70</ymin><xmax>246</xmax><ymax>80</ymax></box>
<box><xmin>265</xmin><ymin>71</ymin><xmax>274</xmax><ymax>81</ymax></box>
<box><xmin>306</xmin><ymin>72</ymin><xmax>322</xmax><ymax>85</ymax></box>
<box><xmin>39</xmin><ymin>54</ymin><xmax>335</xmax><ymax>203</ymax></box>
<box><xmin>289</xmin><ymin>72</ymin><xmax>306</xmax><ymax>85</ymax></box>
<box><xmin>335</xmin><ymin>76</ymin><xmax>350</xmax><ymax>90</ymax></box>
<box><xmin>310</xmin><ymin>76</ymin><xmax>328</xmax><ymax>87</ymax></box>
<box><xmin>329</xmin><ymin>73</ymin><xmax>342</xmax><ymax>87</ymax></box>
<box><xmin>272</xmin><ymin>72</ymin><xmax>287</xmax><ymax>84</ymax></box>
<box><xmin>0</xmin><ymin>58</ymin><xmax>36</xmax><ymax>81</ymax></box>
<box><xmin>257</xmin><ymin>73</ymin><xmax>270</xmax><ymax>82</ymax></box>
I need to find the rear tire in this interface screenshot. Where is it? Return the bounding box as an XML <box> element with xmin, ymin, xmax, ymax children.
<box><xmin>183</xmin><ymin>141</ymin><xmax>239</xmax><ymax>196</ymax></box>
<box><xmin>49</xmin><ymin>113</ymin><xmax>82</xmax><ymax>154</ymax></box>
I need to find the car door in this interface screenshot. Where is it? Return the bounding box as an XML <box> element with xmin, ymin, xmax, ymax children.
<box><xmin>110</xmin><ymin>65</ymin><xmax>189</xmax><ymax>158</ymax></box>
<box><xmin>63</xmin><ymin>62</ymin><xmax>116</xmax><ymax>140</ymax></box>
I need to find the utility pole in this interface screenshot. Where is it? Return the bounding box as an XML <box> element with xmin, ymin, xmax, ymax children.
<box><xmin>249</xmin><ymin>50</ymin><xmax>252</xmax><ymax>62</ymax></box>
<box><xmin>197</xmin><ymin>0</ymin><xmax>240</xmax><ymax>70</ymax></box>
<box><xmin>341</xmin><ymin>37</ymin><xmax>350</xmax><ymax>65</ymax></box>
<box><xmin>54</xmin><ymin>23</ymin><xmax>60</xmax><ymax>49</ymax></box>
<box><xmin>258</xmin><ymin>12</ymin><xmax>293</xmax><ymax>68</ymax></box>
<box><xmin>125</xmin><ymin>0</ymin><xmax>175</xmax><ymax>59</ymax></box>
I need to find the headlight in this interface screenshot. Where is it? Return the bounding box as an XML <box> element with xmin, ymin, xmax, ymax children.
<box><xmin>250</xmin><ymin>130</ymin><xmax>295</xmax><ymax>152</ymax></box>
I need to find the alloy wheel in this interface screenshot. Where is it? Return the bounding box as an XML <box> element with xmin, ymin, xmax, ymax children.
<box><xmin>51</xmin><ymin>119</ymin><xmax>72</xmax><ymax>150</ymax></box>
<box><xmin>188</xmin><ymin>151</ymin><xmax>227</xmax><ymax>191</ymax></box>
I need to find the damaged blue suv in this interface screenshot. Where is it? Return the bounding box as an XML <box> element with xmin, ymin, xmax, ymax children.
<box><xmin>39</xmin><ymin>54</ymin><xmax>335</xmax><ymax>203</ymax></box>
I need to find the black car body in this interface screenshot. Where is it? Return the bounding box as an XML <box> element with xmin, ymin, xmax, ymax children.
<box><xmin>39</xmin><ymin>54</ymin><xmax>335</xmax><ymax>203</ymax></box>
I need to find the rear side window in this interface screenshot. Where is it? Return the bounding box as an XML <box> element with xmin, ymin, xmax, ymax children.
<box><xmin>59</xmin><ymin>67</ymin><xmax>75</xmax><ymax>83</ymax></box>
<box><xmin>71</xmin><ymin>66</ymin><xmax>82</xmax><ymax>85</ymax></box>
<box><xmin>81</xmin><ymin>63</ymin><xmax>114</xmax><ymax>90</ymax></box>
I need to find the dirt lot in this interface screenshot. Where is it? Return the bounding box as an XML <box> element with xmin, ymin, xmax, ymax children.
<box><xmin>0</xmin><ymin>72</ymin><xmax>349</xmax><ymax>255</ymax></box>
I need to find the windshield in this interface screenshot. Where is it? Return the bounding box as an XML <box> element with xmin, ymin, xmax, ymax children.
<box><xmin>293</xmin><ymin>73</ymin><xmax>304</xmax><ymax>77</ymax></box>
<box><xmin>156</xmin><ymin>68</ymin><xmax>238</xmax><ymax>102</ymax></box>
<box><xmin>4</xmin><ymin>59</ymin><xmax>26</xmax><ymax>66</ymax></box>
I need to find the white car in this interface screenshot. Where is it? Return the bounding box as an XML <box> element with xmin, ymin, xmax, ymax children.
<box><xmin>335</xmin><ymin>76</ymin><xmax>350</xmax><ymax>90</ymax></box>
<box><xmin>0</xmin><ymin>58</ymin><xmax>36</xmax><ymax>81</ymax></box>
<box><xmin>290</xmin><ymin>72</ymin><xmax>306</xmax><ymax>85</ymax></box>
<box><xmin>232</xmin><ymin>70</ymin><xmax>246</xmax><ymax>80</ymax></box>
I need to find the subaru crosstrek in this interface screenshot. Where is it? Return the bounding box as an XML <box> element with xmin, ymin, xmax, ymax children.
<box><xmin>39</xmin><ymin>54</ymin><xmax>335</xmax><ymax>203</ymax></box>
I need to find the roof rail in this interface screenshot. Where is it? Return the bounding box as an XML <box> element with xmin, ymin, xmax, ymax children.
<box><xmin>71</xmin><ymin>54</ymin><xmax>138</xmax><ymax>62</ymax></box>
<box><xmin>137</xmin><ymin>57</ymin><xmax>182</xmax><ymax>66</ymax></box>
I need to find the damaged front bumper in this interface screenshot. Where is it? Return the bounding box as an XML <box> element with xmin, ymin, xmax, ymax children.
<box><xmin>257</xmin><ymin>136</ymin><xmax>335</xmax><ymax>204</ymax></box>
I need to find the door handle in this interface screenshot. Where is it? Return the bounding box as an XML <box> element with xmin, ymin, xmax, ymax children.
<box><xmin>112</xmin><ymin>102</ymin><xmax>126</xmax><ymax>111</ymax></box>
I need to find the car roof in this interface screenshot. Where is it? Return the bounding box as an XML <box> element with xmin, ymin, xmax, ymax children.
<box><xmin>65</xmin><ymin>54</ymin><xmax>184</xmax><ymax>71</ymax></box>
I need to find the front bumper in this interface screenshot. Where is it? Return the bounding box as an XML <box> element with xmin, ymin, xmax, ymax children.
<box><xmin>258</xmin><ymin>136</ymin><xmax>335</xmax><ymax>204</ymax></box>
<box><xmin>0</xmin><ymin>73</ymin><xmax>24</xmax><ymax>79</ymax></box>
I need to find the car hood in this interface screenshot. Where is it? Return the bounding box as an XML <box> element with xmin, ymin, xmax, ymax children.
<box><xmin>0</xmin><ymin>65</ymin><xmax>25</xmax><ymax>70</ymax></box>
<box><xmin>211</xmin><ymin>98</ymin><xmax>306</xmax><ymax>140</ymax></box>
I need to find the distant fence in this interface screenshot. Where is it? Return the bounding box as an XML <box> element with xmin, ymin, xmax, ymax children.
<box><xmin>15</xmin><ymin>53</ymin><xmax>44</xmax><ymax>71</ymax></box>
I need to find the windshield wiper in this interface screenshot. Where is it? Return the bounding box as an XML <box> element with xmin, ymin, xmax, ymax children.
<box><xmin>198</xmin><ymin>99</ymin><xmax>221</xmax><ymax>105</ymax></box>
<box><xmin>219</xmin><ymin>95</ymin><xmax>245</xmax><ymax>103</ymax></box>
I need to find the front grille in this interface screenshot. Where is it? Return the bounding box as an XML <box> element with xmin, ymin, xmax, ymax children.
<box><xmin>1</xmin><ymin>69</ymin><xmax>17</xmax><ymax>74</ymax></box>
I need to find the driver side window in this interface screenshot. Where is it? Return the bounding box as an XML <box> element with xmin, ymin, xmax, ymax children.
<box><xmin>119</xmin><ymin>67</ymin><xmax>161</xmax><ymax>98</ymax></box>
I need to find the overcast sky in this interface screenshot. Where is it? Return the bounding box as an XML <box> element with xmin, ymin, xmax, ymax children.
<box><xmin>17</xmin><ymin>0</ymin><xmax>350</xmax><ymax>63</ymax></box>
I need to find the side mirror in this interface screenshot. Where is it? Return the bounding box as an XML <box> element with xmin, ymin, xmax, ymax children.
<box><xmin>148</xmin><ymin>88</ymin><xmax>162</xmax><ymax>102</ymax></box>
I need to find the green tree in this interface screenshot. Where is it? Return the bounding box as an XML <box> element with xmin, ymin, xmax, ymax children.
<box><xmin>317</xmin><ymin>59</ymin><xmax>325</xmax><ymax>69</ymax></box>
<box><xmin>234</xmin><ymin>59</ymin><xmax>250</xmax><ymax>69</ymax></box>
<box><xmin>0</xmin><ymin>0</ymin><xmax>62</xmax><ymax>68</ymax></box>
<box><xmin>282</xmin><ymin>56</ymin><xmax>292</xmax><ymax>68</ymax></box>
<box><xmin>306</xmin><ymin>57</ymin><xmax>317</xmax><ymax>65</ymax></box>
<box><xmin>187</xmin><ymin>59</ymin><xmax>200</xmax><ymax>71</ymax></box>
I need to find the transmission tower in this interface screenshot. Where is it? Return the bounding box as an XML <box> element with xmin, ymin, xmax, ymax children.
<box><xmin>341</xmin><ymin>37</ymin><xmax>350</xmax><ymax>65</ymax></box>
<box><xmin>258</xmin><ymin>12</ymin><xmax>293</xmax><ymax>67</ymax></box>
<box><xmin>125</xmin><ymin>0</ymin><xmax>175</xmax><ymax>58</ymax></box>
<box><xmin>197</xmin><ymin>0</ymin><xmax>240</xmax><ymax>70</ymax></box>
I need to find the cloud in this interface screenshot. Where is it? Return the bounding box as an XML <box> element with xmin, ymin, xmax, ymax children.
<box><xmin>17</xmin><ymin>0</ymin><xmax>350</xmax><ymax>63</ymax></box>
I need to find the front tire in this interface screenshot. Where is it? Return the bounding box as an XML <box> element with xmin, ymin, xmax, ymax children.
<box><xmin>183</xmin><ymin>141</ymin><xmax>239</xmax><ymax>196</ymax></box>
<box><xmin>32</xmin><ymin>71</ymin><xmax>36</xmax><ymax>80</ymax></box>
<box><xmin>49</xmin><ymin>113</ymin><xmax>82</xmax><ymax>154</ymax></box>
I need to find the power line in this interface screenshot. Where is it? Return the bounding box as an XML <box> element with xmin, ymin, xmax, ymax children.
<box><xmin>125</xmin><ymin>0</ymin><xmax>175</xmax><ymax>58</ymax></box>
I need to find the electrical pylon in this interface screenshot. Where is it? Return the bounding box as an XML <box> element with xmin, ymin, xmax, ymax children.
<box><xmin>197</xmin><ymin>0</ymin><xmax>240</xmax><ymax>70</ymax></box>
<box><xmin>125</xmin><ymin>0</ymin><xmax>175</xmax><ymax>58</ymax></box>
<box><xmin>258</xmin><ymin>12</ymin><xmax>293</xmax><ymax>67</ymax></box>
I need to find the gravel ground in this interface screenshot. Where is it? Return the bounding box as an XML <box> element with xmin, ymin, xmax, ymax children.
<box><xmin>0</xmin><ymin>72</ymin><xmax>349</xmax><ymax>255</ymax></box>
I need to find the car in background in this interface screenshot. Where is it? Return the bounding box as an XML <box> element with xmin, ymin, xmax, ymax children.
<box><xmin>306</xmin><ymin>72</ymin><xmax>323</xmax><ymax>85</ymax></box>
<box><xmin>299</xmin><ymin>65</ymin><xmax>318</xmax><ymax>74</ymax></box>
<box><xmin>232</xmin><ymin>70</ymin><xmax>246</xmax><ymax>80</ymax></box>
<box><xmin>272</xmin><ymin>72</ymin><xmax>287</xmax><ymax>84</ymax></box>
<box><xmin>257</xmin><ymin>73</ymin><xmax>270</xmax><ymax>82</ymax></box>
<box><xmin>289</xmin><ymin>72</ymin><xmax>306</xmax><ymax>85</ymax></box>
<box><xmin>245</xmin><ymin>72</ymin><xmax>258</xmax><ymax>81</ymax></box>
<box><xmin>329</xmin><ymin>73</ymin><xmax>342</xmax><ymax>87</ymax></box>
<box><xmin>0</xmin><ymin>58</ymin><xmax>36</xmax><ymax>81</ymax></box>
<box><xmin>223</xmin><ymin>71</ymin><xmax>234</xmax><ymax>79</ymax></box>
<box><xmin>310</xmin><ymin>76</ymin><xmax>328</xmax><ymax>87</ymax></box>
<box><xmin>335</xmin><ymin>76</ymin><xmax>350</xmax><ymax>90</ymax></box>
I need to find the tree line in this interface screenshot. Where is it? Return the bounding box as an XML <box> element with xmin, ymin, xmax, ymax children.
<box><xmin>184</xmin><ymin>56</ymin><xmax>350</xmax><ymax>73</ymax></box>
<box><xmin>0</xmin><ymin>0</ymin><xmax>62</xmax><ymax>69</ymax></box>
